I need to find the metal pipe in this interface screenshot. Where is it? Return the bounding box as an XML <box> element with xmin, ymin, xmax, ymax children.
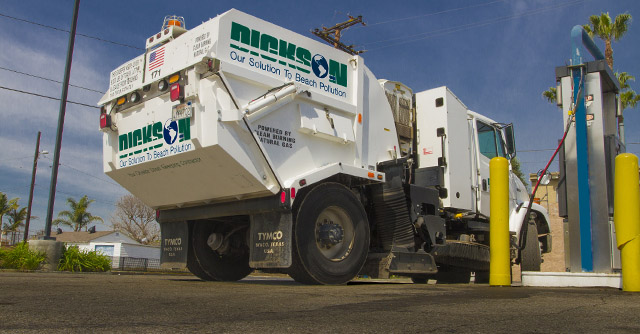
<box><xmin>571</xmin><ymin>25</ymin><xmax>605</xmax><ymax>62</ymax></box>
<box><xmin>43</xmin><ymin>0</ymin><xmax>80</xmax><ymax>239</ymax></box>
<box><xmin>24</xmin><ymin>131</ymin><xmax>41</xmax><ymax>242</ymax></box>
<box><xmin>570</xmin><ymin>25</ymin><xmax>601</xmax><ymax>272</ymax></box>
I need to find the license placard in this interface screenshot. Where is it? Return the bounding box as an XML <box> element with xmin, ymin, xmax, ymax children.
<box><xmin>172</xmin><ymin>103</ymin><xmax>193</xmax><ymax>121</ymax></box>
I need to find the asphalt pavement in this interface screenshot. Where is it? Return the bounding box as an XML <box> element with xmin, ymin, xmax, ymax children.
<box><xmin>1</xmin><ymin>271</ymin><xmax>639</xmax><ymax>333</ymax></box>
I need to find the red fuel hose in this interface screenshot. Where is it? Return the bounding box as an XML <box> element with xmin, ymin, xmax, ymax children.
<box><xmin>517</xmin><ymin>80</ymin><xmax>581</xmax><ymax>251</ymax></box>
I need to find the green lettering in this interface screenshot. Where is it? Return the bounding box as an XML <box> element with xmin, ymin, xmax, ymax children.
<box><xmin>119</xmin><ymin>134</ymin><xmax>128</xmax><ymax>151</ymax></box>
<box><xmin>230</xmin><ymin>22</ymin><xmax>250</xmax><ymax>45</ymax></box>
<box><xmin>296</xmin><ymin>47</ymin><xmax>311</xmax><ymax>66</ymax></box>
<box><xmin>329</xmin><ymin>60</ymin><xmax>348</xmax><ymax>87</ymax></box>
<box><xmin>279</xmin><ymin>40</ymin><xmax>296</xmax><ymax>61</ymax></box>
<box><xmin>132</xmin><ymin>129</ymin><xmax>142</xmax><ymax>148</ymax></box>
<box><xmin>178</xmin><ymin>118</ymin><xmax>191</xmax><ymax>141</ymax></box>
<box><xmin>250</xmin><ymin>29</ymin><xmax>260</xmax><ymax>49</ymax></box>
<box><xmin>153</xmin><ymin>122</ymin><xmax>163</xmax><ymax>140</ymax></box>
<box><xmin>260</xmin><ymin>34</ymin><xmax>278</xmax><ymax>56</ymax></box>
<box><xmin>142</xmin><ymin>125</ymin><xmax>153</xmax><ymax>144</ymax></box>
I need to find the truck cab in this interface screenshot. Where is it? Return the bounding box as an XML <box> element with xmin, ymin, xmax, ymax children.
<box><xmin>412</xmin><ymin>86</ymin><xmax>552</xmax><ymax>273</ymax></box>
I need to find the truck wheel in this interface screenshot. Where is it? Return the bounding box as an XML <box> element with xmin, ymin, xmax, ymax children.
<box><xmin>289</xmin><ymin>183</ymin><xmax>370</xmax><ymax>285</ymax></box>
<box><xmin>187</xmin><ymin>252</ymin><xmax>217</xmax><ymax>281</ymax></box>
<box><xmin>520</xmin><ymin>222</ymin><xmax>541</xmax><ymax>271</ymax></box>
<box><xmin>191</xmin><ymin>222</ymin><xmax>253</xmax><ymax>281</ymax></box>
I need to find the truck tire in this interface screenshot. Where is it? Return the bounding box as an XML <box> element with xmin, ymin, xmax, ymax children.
<box><xmin>191</xmin><ymin>222</ymin><xmax>253</xmax><ymax>281</ymax></box>
<box><xmin>520</xmin><ymin>221</ymin><xmax>541</xmax><ymax>272</ymax></box>
<box><xmin>289</xmin><ymin>183</ymin><xmax>370</xmax><ymax>285</ymax></box>
<box><xmin>187</xmin><ymin>252</ymin><xmax>217</xmax><ymax>281</ymax></box>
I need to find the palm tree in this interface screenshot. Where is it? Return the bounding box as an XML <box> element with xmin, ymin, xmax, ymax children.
<box><xmin>616</xmin><ymin>72</ymin><xmax>640</xmax><ymax>110</ymax></box>
<box><xmin>53</xmin><ymin>195</ymin><xmax>103</xmax><ymax>232</ymax></box>
<box><xmin>2</xmin><ymin>207</ymin><xmax>29</xmax><ymax>233</ymax></box>
<box><xmin>542</xmin><ymin>87</ymin><xmax>557</xmax><ymax>104</ymax></box>
<box><xmin>0</xmin><ymin>193</ymin><xmax>19</xmax><ymax>229</ymax></box>
<box><xmin>582</xmin><ymin>12</ymin><xmax>632</xmax><ymax>69</ymax></box>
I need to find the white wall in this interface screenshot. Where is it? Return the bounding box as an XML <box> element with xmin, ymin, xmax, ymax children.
<box><xmin>121</xmin><ymin>244</ymin><xmax>160</xmax><ymax>259</ymax></box>
<box><xmin>92</xmin><ymin>232</ymin><xmax>139</xmax><ymax>244</ymax></box>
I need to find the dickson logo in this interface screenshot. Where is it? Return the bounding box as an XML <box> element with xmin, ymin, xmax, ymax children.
<box><xmin>230</xmin><ymin>22</ymin><xmax>348</xmax><ymax>88</ymax></box>
<box><xmin>118</xmin><ymin>118</ymin><xmax>191</xmax><ymax>159</ymax></box>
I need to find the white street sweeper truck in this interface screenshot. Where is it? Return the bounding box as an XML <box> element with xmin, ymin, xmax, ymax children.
<box><xmin>98</xmin><ymin>10</ymin><xmax>551</xmax><ymax>284</ymax></box>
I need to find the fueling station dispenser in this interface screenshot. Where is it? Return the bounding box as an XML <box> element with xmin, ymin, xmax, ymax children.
<box><xmin>556</xmin><ymin>26</ymin><xmax>622</xmax><ymax>274</ymax></box>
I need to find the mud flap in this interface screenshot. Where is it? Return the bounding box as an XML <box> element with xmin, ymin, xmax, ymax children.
<box><xmin>249</xmin><ymin>211</ymin><xmax>292</xmax><ymax>268</ymax></box>
<box><xmin>160</xmin><ymin>221</ymin><xmax>189</xmax><ymax>269</ymax></box>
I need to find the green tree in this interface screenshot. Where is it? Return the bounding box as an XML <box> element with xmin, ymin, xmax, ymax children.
<box><xmin>53</xmin><ymin>196</ymin><xmax>103</xmax><ymax>232</ymax></box>
<box><xmin>616</xmin><ymin>72</ymin><xmax>640</xmax><ymax>111</ymax></box>
<box><xmin>542</xmin><ymin>87</ymin><xmax>557</xmax><ymax>104</ymax></box>
<box><xmin>0</xmin><ymin>193</ymin><xmax>19</xmax><ymax>229</ymax></box>
<box><xmin>582</xmin><ymin>12</ymin><xmax>632</xmax><ymax>69</ymax></box>
<box><xmin>2</xmin><ymin>207</ymin><xmax>30</xmax><ymax>233</ymax></box>
<box><xmin>510</xmin><ymin>157</ymin><xmax>528</xmax><ymax>187</ymax></box>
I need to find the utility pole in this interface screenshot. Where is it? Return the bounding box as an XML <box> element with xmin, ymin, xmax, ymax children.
<box><xmin>24</xmin><ymin>131</ymin><xmax>47</xmax><ymax>242</ymax></box>
<box><xmin>43</xmin><ymin>0</ymin><xmax>80</xmax><ymax>239</ymax></box>
<box><xmin>312</xmin><ymin>15</ymin><xmax>366</xmax><ymax>55</ymax></box>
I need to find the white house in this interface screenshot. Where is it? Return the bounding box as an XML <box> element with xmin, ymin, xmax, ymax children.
<box><xmin>53</xmin><ymin>230</ymin><xmax>160</xmax><ymax>269</ymax></box>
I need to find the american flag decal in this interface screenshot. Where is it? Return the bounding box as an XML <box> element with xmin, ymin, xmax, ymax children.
<box><xmin>148</xmin><ymin>47</ymin><xmax>165</xmax><ymax>71</ymax></box>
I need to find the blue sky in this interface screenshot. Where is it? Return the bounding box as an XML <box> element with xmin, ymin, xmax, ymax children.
<box><xmin>1</xmin><ymin>0</ymin><xmax>638</xmax><ymax>235</ymax></box>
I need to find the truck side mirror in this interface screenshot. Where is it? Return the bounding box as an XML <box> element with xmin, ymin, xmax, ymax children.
<box><xmin>503</xmin><ymin>124</ymin><xmax>516</xmax><ymax>159</ymax></box>
<box><xmin>537</xmin><ymin>169</ymin><xmax>552</xmax><ymax>185</ymax></box>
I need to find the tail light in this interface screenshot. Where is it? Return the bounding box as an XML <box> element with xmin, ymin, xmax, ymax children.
<box><xmin>170</xmin><ymin>83</ymin><xmax>183</xmax><ymax>102</ymax></box>
<box><xmin>100</xmin><ymin>114</ymin><xmax>111</xmax><ymax>129</ymax></box>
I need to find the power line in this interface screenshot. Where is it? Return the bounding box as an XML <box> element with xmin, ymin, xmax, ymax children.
<box><xmin>0</xmin><ymin>66</ymin><xmax>105</xmax><ymax>94</ymax></box>
<box><xmin>519</xmin><ymin>148</ymin><xmax>556</xmax><ymax>153</ymax></box>
<box><xmin>41</xmin><ymin>155</ymin><xmax>120</xmax><ymax>187</ymax></box>
<box><xmin>34</xmin><ymin>183</ymin><xmax>117</xmax><ymax>205</ymax></box>
<box><xmin>0</xmin><ymin>12</ymin><xmax>143</xmax><ymax>50</ymax></box>
<box><xmin>1</xmin><ymin>155</ymin><xmax>36</xmax><ymax>161</ymax></box>
<box><xmin>0</xmin><ymin>85</ymin><xmax>98</xmax><ymax>109</ymax></box>
<box><xmin>366</xmin><ymin>0</ymin><xmax>505</xmax><ymax>27</ymax></box>
<box><xmin>2</xmin><ymin>183</ymin><xmax>117</xmax><ymax>206</ymax></box>
<box><xmin>365</xmin><ymin>0</ymin><xmax>584</xmax><ymax>51</ymax></box>
<box><xmin>519</xmin><ymin>142</ymin><xmax>640</xmax><ymax>153</ymax></box>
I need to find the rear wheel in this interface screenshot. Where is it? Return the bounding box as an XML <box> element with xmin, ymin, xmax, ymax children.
<box><xmin>187</xmin><ymin>251</ymin><xmax>217</xmax><ymax>281</ymax></box>
<box><xmin>191</xmin><ymin>221</ymin><xmax>253</xmax><ymax>281</ymax></box>
<box><xmin>289</xmin><ymin>183</ymin><xmax>370</xmax><ymax>285</ymax></box>
<box><xmin>520</xmin><ymin>221</ymin><xmax>541</xmax><ymax>271</ymax></box>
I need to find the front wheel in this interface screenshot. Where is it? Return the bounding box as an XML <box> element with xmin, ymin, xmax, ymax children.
<box><xmin>520</xmin><ymin>221</ymin><xmax>541</xmax><ymax>271</ymax></box>
<box><xmin>288</xmin><ymin>183</ymin><xmax>370</xmax><ymax>285</ymax></box>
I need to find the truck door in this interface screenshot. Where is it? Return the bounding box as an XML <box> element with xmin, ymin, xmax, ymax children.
<box><xmin>475</xmin><ymin>120</ymin><xmax>505</xmax><ymax>216</ymax></box>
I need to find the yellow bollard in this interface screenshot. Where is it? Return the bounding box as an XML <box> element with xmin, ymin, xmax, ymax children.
<box><xmin>614</xmin><ymin>153</ymin><xmax>640</xmax><ymax>292</ymax></box>
<box><xmin>490</xmin><ymin>157</ymin><xmax>511</xmax><ymax>286</ymax></box>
